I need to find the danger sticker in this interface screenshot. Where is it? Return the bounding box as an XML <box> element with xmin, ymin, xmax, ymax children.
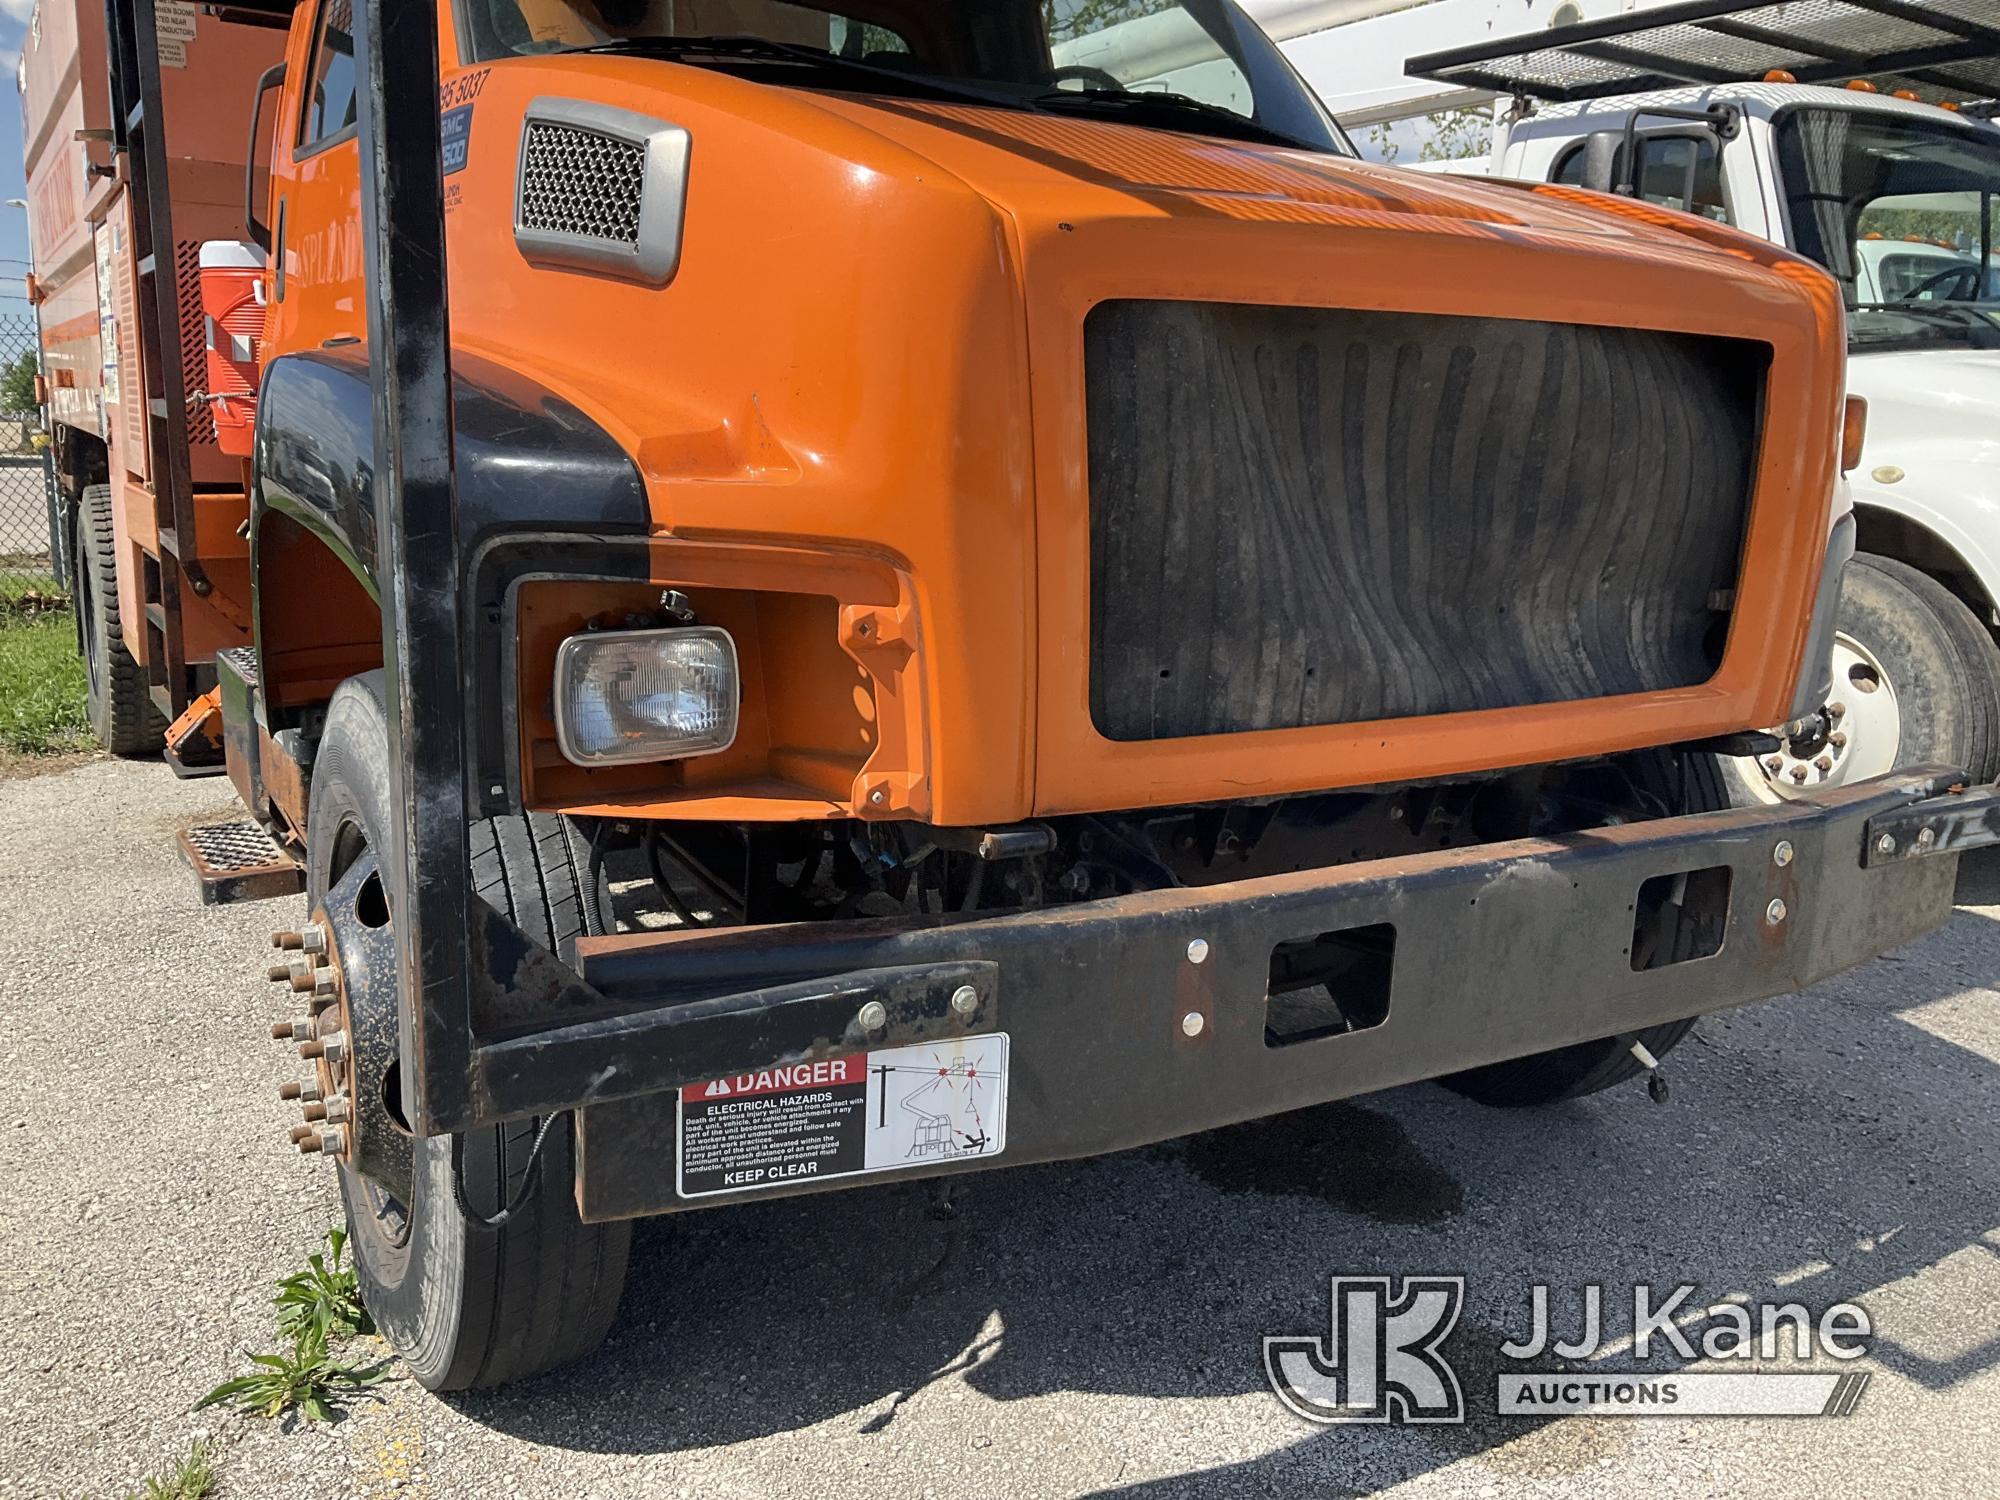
<box><xmin>678</xmin><ymin>1034</ymin><xmax>1009</xmax><ymax>1198</ymax></box>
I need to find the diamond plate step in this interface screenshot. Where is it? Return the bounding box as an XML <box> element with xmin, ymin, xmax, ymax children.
<box><xmin>177</xmin><ymin>820</ymin><xmax>305</xmax><ymax>906</ymax></box>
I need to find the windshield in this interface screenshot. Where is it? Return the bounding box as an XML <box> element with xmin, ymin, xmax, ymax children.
<box><xmin>456</xmin><ymin>0</ymin><xmax>1349</xmax><ymax>154</ymax></box>
<box><xmin>1773</xmin><ymin>106</ymin><xmax>2000</xmax><ymax>353</ymax></box>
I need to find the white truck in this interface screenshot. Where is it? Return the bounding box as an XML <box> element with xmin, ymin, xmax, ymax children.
<box><xmin>1283</xmin><ymin>0</ymin><xmax>2000</xmax><ymax>797</ymax></box>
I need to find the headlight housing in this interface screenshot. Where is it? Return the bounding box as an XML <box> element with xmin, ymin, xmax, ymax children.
<box><xmin>552</xmin><ymin>626</ymin><xmax>739</xmax><ymax>766</ymax></box>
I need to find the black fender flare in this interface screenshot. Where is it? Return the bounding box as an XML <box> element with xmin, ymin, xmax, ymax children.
<box><xmin>251</xmin><ymin>348</ymin><xmax>653</xmax><ymax>796</ymax></box>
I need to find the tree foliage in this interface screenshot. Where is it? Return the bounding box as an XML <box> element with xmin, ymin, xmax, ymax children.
<box><xmin>0</xmin><ymin>350</ymin><xmax>37</xmax><ymax>416</ymax></box>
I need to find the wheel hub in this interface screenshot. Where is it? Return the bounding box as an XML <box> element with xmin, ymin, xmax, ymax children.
<box><xmin>1754</xmin><ymin>632</ymin><xmax>1902</xmax><ymax>798</ymax></box>
<box><xmin>265</xmin><ymin>853</ymin><xmax>412</xmax><ymax>1202</ymax></box>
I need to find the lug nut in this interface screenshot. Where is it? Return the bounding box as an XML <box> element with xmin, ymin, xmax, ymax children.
<box><xmin>318</xmin><ymin>1125</ymin><xmax>348</xmax><ymax>1155</ymax></box>
<box><xmin>323</xmin><ymin>1096</ymin><xmax>352</xmax><ymax>1124</ymax></box>
<box><xmin>1790</xmin><ymin>765</ymin><xmax>1810</xmax><ymax>784</ymax></box>
<box><xmin>1829</xmin><ymin>731</ymin><xmax>1848</xmax><ymax>749</ymax></box>
<box><xmin>1814</xmin><ymin>755</ymin><xmax>1834</xmax><ymax>773</ymax></box>
<box><xmin>1827</xmin><ymin>701</ymin><xmax>1846</xmax><ymax>719</ymax></box>
<box><xmin>270</xmin><ymin>1019</ymin><xmax>313</xmax><ymax>1043</ymax></box>
<box><xmin>298</xmin><ymin>925</ymin><xmax>327</xmax><ymax>956</ymax></box>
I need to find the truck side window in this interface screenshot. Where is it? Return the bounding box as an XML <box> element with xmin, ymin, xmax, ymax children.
<box><xmin>1552</xmin><ymin>132</ymin><xmax>1728</xmax><ymax>223</ymax></box>
<box><xmin>299</xmin><ymin>0</ymin><xmax>358</xmax><ymax>153</ymax></box>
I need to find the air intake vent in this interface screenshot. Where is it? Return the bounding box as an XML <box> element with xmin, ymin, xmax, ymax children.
<box><xmin>514</xmin><ymin>98</ymin><xmax>690</xmax><ymax>287</ymax></box>
<box><xmin>519</xmin><ymin>121</ymin><xmax>646</xmax><ymax>245</ymax></box>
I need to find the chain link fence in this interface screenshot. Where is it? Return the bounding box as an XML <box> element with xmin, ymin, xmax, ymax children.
<box><xmin>0</xmin><ymin>311</ymin><xmax>63</xmax><ymax>614</ymax></box>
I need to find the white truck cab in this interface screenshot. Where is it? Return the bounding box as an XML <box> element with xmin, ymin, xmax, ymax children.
<box><xmin>1491</xmin><ymin>82</ymin><xmax>2000</xmax><ymax>795</ymax></box>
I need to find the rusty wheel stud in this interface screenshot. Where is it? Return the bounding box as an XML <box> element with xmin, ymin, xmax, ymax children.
<box><xmin>298</xmin><ymin>1132</ymin><xmax>325</xmax><ymax>1154</ymax></box>
<box><xmin>302</xmin><ymin>1101</ymin><xmax>327</xmax><ymax>1122</ymax></box>
<box><xmin>266</xmin><ymin>964</ymin><xmax>290</xmax><ymax>983</ymax></box>
<box><xmin>298</xmin><ymin>1038</ymin><xmax>325</xmax><ymax>1059</ymax></box>
<box><xmin>289</xmin><ymin>1124</ymin><xmax>315</xmax><ymax>1144</ymax></box>
<box><xmin>272</xmin><ymin>931</ymin><xmax>303</xmax><ymax>951</ymax></box>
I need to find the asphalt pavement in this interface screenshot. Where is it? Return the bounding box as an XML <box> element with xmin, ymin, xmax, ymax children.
<box><xmin>2</xmin><ymin>755</ymin><xmax>1996</xmax><ymax>1499</ymax></box>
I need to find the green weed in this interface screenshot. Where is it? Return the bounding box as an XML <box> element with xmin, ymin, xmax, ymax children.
<box><xmin>194</xmin><ymin>1328</ymin><xmax>390</xmax><ymax>1425</ymax></box>
<box><xmin>123</xmin><ymin>1438</ymin><xmax>218</xmax><ymax>1500</ymax></box>
<box><xmin>274</xmin><ymin>1228</ymin><xmax>373</xmax><ymax>1345</ymax></box>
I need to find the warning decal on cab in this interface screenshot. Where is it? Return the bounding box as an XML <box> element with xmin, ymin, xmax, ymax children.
<box><xmin>677</xmin><ymin>1034</ymin><xmax>1010</xmax><ymax>1198</ymax></box>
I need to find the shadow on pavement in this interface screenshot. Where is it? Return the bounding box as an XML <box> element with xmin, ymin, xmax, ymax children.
<box><xmin>452</xmin><ymin>851</ymin><xmax>2000</xmax><ymax>1490</ymax></box>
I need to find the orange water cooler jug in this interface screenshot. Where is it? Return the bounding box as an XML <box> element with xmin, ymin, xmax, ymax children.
<box><xmin>199</xmin><ymin>241</ymin><xmax>265</xmax><ymax>458</ymax></box>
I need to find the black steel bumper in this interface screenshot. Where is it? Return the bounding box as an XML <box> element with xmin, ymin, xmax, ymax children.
<box><xmin>465</xmin><ymin>769</ymin><xmax>1995</xmax><ymax>1221</ymax></box>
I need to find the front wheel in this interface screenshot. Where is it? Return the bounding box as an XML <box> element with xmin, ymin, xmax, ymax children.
<box><xmin>310</xmin><ymin>671</ymin><xmax>630</xmax><ymax>1391</ymax></box>
<box><xmin>1438</xmin><ymin>751</ymin><xmax>1731</xmax><ymax>1108</ymax></box>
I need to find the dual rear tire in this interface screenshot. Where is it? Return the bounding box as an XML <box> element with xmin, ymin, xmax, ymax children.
<box><xmin>76</xmin><ymin>483</ymin><xmax>165</xmax><ymax>755</ymax></box>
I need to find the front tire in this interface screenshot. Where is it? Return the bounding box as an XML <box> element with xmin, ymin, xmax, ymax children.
<box><xmin>1438</xmin><ymin>751</ymin><xmax>1732</xmax><ymax>1108</ymax></box>
<box><xmin>310</xmin><ymin>672</ymin><xmax>630</xmax><ymax>1391</ymax></box>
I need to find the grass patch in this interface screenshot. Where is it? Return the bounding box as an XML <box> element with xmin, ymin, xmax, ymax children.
<box><xmin>195</xmin><ymin>1229</ymin><xmax>391</xmax><ymax>1425</ymax></box>
<box><xmin>123</xmin><ymin>1438</ymin><xmax>219</xmax><ymax>1500</ymax></box>
<box><xmin>0</xmin><ymin>609</ymin><xmax>93</xmax><ymax>756</ymax></box>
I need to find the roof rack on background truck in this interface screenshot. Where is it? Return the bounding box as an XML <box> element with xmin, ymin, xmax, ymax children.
<box><xmin>15</xmin><ymin>0</ymin><xmax>2000</xmax><ymax>1394</ymax></box>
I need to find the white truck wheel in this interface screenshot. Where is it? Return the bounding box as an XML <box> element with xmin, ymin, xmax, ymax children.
<box><xmin>1730</xmin><ymin>553</ymin><xmax>2000</xmax><ymax>801</ymax></box>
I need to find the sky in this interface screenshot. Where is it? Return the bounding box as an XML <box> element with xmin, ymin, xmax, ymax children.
<box><xmin>0</xmin><ymin>0</ymin><xmax>32</xmax><ymax>314</ymax></box>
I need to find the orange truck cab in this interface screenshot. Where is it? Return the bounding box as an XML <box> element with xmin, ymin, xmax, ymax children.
<box><xmin>20</xmin><ymin>0</ymin><xmax>1999</xmax><ymax>1393</ymax></box>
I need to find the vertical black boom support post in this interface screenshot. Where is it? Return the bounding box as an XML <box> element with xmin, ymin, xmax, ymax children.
<box><xmin>352</xmin><ymin>0</ymin><xmax>475</xmax><ymax>1134</ymax></box>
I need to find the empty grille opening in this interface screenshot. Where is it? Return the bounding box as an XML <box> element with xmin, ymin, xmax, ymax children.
<box><xmin>518</xmin><ymin>120</ymin><xmax>645</xmax><ymax>244</ymax></box>
<box><xmin>1629</xmin><ymin>866</ymin><xmax>1731</xmax><ymax>972</ymax></box>
<box><xmin>1265</xmin><ymin>923</ymin><xmax>1395</xmax><ymax>1047</ymax></box>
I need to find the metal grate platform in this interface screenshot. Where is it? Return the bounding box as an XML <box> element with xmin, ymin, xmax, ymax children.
<box><xmin>177</xmin><ymin>819</ymin><xmax>305</xmax><ymax>906</ymax></box>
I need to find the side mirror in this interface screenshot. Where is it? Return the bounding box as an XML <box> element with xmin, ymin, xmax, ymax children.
<box><xmin>244</xmin><ymin>62</ymin><xmax>287</xmax><ymax>253</ymax></box>
<box><xmin>1580</xmin><ymin>130</ymin><xmax>1624</xmax><ymax>194</ymax></box>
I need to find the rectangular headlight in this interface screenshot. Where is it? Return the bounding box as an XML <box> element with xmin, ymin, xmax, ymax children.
<box><xmin>552</xmin><ymin>627</ymin><xmax>739</xmax><ymax>766</ymax></box>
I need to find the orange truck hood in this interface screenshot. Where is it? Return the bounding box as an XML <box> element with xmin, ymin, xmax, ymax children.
<box><xmin>798</xmin><ymin>92</ymin><xmax>1695</xmax><ymax>247</ymax></box>
<box><xmin>435</xmin><ymin>61</ymin><xmax>1847</xmax><ymax>826</ymax></box>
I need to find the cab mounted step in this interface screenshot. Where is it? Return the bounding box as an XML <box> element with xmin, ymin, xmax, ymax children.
<box><xmin>176</xmin><ymin>818</ymin><xmax>305</xmax><ymax>906</ymax></box>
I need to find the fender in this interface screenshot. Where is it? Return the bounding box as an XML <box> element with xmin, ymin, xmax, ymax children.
<box><xmin>251</xmin><ymin>349</ymin><xmax>654</xmax><ymax>804</ymax></box>
<box><xmin>1848</xmin><ymin>472</ymin><xmax>2000</xmax><ymax>627</ymax></box>
<box><xmin>252</xmin><ymin>346</ymin><xmax>651</xmax><ymax>589</ymax></box>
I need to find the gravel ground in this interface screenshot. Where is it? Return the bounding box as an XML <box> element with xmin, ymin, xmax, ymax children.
<box><xmin>3</xmin><ymin>756</ymin><xmax>1997</xmax><ymax>1499</ymax></box>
